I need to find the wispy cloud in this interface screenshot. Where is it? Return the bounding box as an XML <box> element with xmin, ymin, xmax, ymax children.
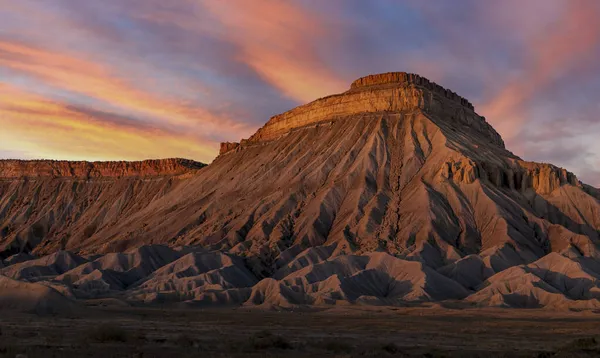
<box><xmin>0</xmin><ymin>0</ymin><xmax>599</xmax><ymax>185</ymax></box>
<box><xmin>480</xmin><ymin>0</ymin><xmax>600</xmax><ymax>141</ymax></box>
<box><xmin>0</xmin><ymin>83</ymin><xmax>217</xmax><ymax>161</ymax></box>
<box><xmin>200</xmin><ymin>0</ymin><xmax>347</xmax><ymax>102</ymax></box>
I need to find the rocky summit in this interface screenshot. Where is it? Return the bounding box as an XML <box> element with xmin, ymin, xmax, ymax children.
<box><xmin>1</xmin><ymin>72</ymin><xmax>600</xmax><ymax>311</ymax></box>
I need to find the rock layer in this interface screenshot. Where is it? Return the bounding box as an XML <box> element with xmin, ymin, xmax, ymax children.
<box><xmin>222</xmin><ymin>72</ymin><xmax>503</xmax><ymax>154</ymax></box>
<box><xmin>0</xmin><ymin>159</ymin><xmax>205</xmax><ymax>256</ymax></box>
<box><xmin>441</xmin><ymin>159</ymin><xmax>581</xmax><ymax>194</ymax></box>
<box><xmin>219</xmin><ymin>142</ymin><xmax>241</xmax><ymax>156</ymax></box>
<box><xmin>0</xmin><ymin>158</ymin><xmax>205</xmax><ymax>178</ymax></box>
<box><xmin>1</xmin><ymin>72</ymin><xmax>599</xmax><ymax>310</ymax></box>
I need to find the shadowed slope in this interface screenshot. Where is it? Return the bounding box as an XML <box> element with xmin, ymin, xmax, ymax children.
<box><xmin>90</xmin><ymin>107</ymin><xmax>599</xmax><ymax>278</ymax></box>
<box><xmin>0</xmin><ymin>159</ymin><xmax>205</xmax><ymax>256</ymax></box>
<box><xmin>0</xmin><ymin>72</ymin><xmax>599</xmax><ymax>309</ymax></box>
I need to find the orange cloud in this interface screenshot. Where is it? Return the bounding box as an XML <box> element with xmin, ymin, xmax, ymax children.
<box><xmin>0</xmin><ymin>84</ymin><xmax>218</xmax><ymax>162</ymax></box>
<box><xmin>480</xmin><ymin>0</ymin><xmax>600</xmax><ymax>141</ymax></box>
<box><xmin>0</xmin><ymin>40</ymin><xmax>252</xmax><ymax>138</ymax></box>
<box><xmin>200</xmin><ymin>0</ymin><xmax>347</xmax><ymax>102</ymax></box>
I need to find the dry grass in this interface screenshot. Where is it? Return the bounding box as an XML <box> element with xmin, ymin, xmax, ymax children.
<box><xmin>247</xmin><ymin>330</ymin><xmax>292</xmax><ymax>350</ymax></box>
<box><xmin>85</xmin><ymin>323</ymin><xmax>129</xmax><ymax>343</ymax></box>
<box><xmin>1</xmin><ymin>306</ymin><xmax>600</xmax><ymax>357</ymax></box>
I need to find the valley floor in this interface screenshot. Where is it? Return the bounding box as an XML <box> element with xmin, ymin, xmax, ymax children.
<box><xmin>2</xmin><ymin>305</ymin><xmax>600</xmax><ymax>357</ymax></box>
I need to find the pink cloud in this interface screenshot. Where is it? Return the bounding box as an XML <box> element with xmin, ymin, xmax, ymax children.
<box><xmin>200</xmin><ymin>0</ymin><xmax>347</xmax><ymax>102</ymax></box>
<box><xmin>0</xmin><ymin>83</ymin><xmax>219</xmax><ymax>162</ymax></box>
<box><xmin>480</xmin><ymin>0</ymin><xmax>600</xmax><ymax>142</ymax></box>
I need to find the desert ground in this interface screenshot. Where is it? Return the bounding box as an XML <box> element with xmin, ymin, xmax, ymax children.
<box><xmin>2</xmin><ymin>74</ymin><xmax>600</xmax><ymax>357</ymax></box>
<box><xmin>2</xmin><ymin>305</ymin><xmax>600</xmax><ymax>357</ymax></box>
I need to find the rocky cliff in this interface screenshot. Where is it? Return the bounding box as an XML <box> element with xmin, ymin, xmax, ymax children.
<box><xmin>0</xmin><ymin>158</ymin><xmax>205</xmax><ymax>257</ymax></box>
<box><xmin>0</xmin><ymin>158</ymin><xmax>205</xmax><ymax>178</ymax></box>
<box><xmin>219</xmin><ymin>142</ymin><xmax>241</xmax><ymax>156</ymax></box>
<box><xmin>1</xmin><ymin>72</ymin><xmax>600</xmax><ymax>310</ymax></box>
<box><xmin>440</xmin><ymin>159</ymin><xmax>581</xmax><ymax>195</ymax></box>
<box><xmin>220</xmin><ymin>72</ymin><xmax>504</xmax><ymax>155</ymax></box>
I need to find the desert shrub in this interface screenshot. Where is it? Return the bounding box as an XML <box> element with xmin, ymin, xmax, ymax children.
<box><xmin>382</xmin><ymin>342</ymin><xmax>401</xmax><ymax>354</ymax></box>
<box><xmin>423</xmin><ymin>350</ymin><xmax>449</xmax><ymax>358</ymax></box>
<box><xmin>86</xmin><ymin>323</ymin><xmax>129</xmax><ymax>343</ymax></box>
<box><xmin>565</xmin><ymin>337</ymin><xmax>598</xmax><ymax>350</ymax></box>
<box><xmin>0</xmin><ymin>345</ymin><xmax>22</xmax><ymax>357</ymax></box>
<box><xmin>248</xmin><ymin>330</ymin><xmax>292</xmax><ymax>350</ymax></box>
<box><xmin>174</xmin><ymin>333</ymin><xmax>196</xmax><ymax>347</ymax></box>
<box><xmin>318</xmin><ymin>339</ymin><xmax>354</xmax><ymax>353</ymax></box>
<box><xmin>552</xmin><ymin>336</ymin><xmax>600</xmax><ymax>356</ymax></box>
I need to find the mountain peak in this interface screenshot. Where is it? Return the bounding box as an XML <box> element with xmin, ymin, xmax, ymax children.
<box><xmin>349</xmin><ymin>72</ymin><xmax>474</xmax><ymax>110</ymax></box>
<box><xmin>221</xmin><ymin>72</ymin><xmax>503</xmax><ymax>155</ymax></box>
<box><xmin>3</xmin><ymin>73</ymin><xmax>600</xmax><ymax>311</ymax></box>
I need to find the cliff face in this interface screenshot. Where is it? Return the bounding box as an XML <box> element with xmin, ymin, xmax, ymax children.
<box><xmin>0</xmin><ymin>158</ymin><xmax>205</xmax><ymax>256</ymax></box>
<box><xmin>220</xmin><ymin>72</ymin><xmax>503</xmax><ymax>155</ymax></box>
<box><xmin>1</xmin><ymin>72</ymin><xmax>600</xmax><ymax>310</ymax></box>
<box><xmin>0</xmin><ymin>158</ymin><xmax>205</xmax><ymax>178</ymax></box>
<box><xmin>440</xmin><ymin>159</ymin><xmax>581</xmax><ymax>195</ymax></box>
<box><xmin>219</xmin><ymin>142</ymin><xmax>241</xmax><ymax>156</ymax></box>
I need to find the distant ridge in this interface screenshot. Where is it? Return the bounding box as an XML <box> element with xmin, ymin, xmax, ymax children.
<box><xmin>220</xmin><ymin>71</ymin><xmax>503</xmax><ymax>155</ymax></box>
<box><xmin>1</xmin><ymin>72</ymin><xmax>600</xmax><ymax>310</ymax></box>
<box><xmin>0</xmin><ymin>158</ymin><xmax>205</xmax><ymax>178</ymax></box>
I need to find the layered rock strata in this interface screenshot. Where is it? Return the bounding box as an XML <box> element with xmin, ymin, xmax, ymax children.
<box><xmin>0</xmin><ymin>158</ymin><xmax>205</xmax><ymax>178</ymax></box>
<box><xmin>219</xmin><ymin>142</ymin><xmax>241</xmax><ymax>156</ymax></box>
<box><xmin>440</xmin><ymin>159</ymin><xmax>581</xmax><ymax>195</ymax></box>
<box><xmin>1</xmin><ymin>72</ymin><xmax>600</xmax><ymax>311</ymax></box>
<box><xmin>221</xmin><ymin>72</ymin><xmax>503</xmax><ymax>154</ymax></box>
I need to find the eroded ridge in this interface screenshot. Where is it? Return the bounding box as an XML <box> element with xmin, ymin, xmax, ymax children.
<box><xmin>349</xmin><ymin>72</ymin><xmax>474</xmax><ymax>110</ymax></box>
<box><xmin>0</xmin><ymin>158</ymin><xmax>205</xmax><ymax>178</ymax></box>
<box><xmin>220</xmin><ymin>72</ymin><xmax>502</xmax><ymax>155</ymax></box>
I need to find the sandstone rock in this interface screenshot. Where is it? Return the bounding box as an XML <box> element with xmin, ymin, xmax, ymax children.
<box><xmin>219</xmin><ymin>142</ymin><xmax>240</xmax><ymax>155</ymax></box>
<box><xmin>219</xmin><ymin>72</ymin><xmax>503</xmax><ymax>155</ymax></box>
<box><xmin>440</xmin><ymin>159</ymin><xmax>580</xmax><ymax>195</ymax></box>
<box><xmin>0</xmin><ymin>275</ymin><xmax>75</xmax><ymax>314</ymax></box>
<box><xmin>0</xmin><ymin>158</ymin><xmax>205</xmax><ymax>178</ymax></box>
<box><xmin>1</xmin><ymin>72</ymin><xmax>599</xmax><ymax>310</ymax></box>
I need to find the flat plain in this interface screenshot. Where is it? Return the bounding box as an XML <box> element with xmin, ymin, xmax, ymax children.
<box><xmin>2</xmin><ymin>305</ymin><xmax>600</xmax><ymax>357</ymax></box>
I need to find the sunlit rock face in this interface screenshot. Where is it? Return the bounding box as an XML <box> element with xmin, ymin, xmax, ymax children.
<box><xmin>219</xmin><ymin>142</ymin><xmax>240</xmax><ymax>156</ymax></box>
<box><xmin>1</xmin><ymin>72</ymin><xmax>600</xmax><ymax>310</ymax></box>
<box><xmin>440</xmin><ymin>159</ymin><xmax>580</xmax><ymax>194</ymax></box>
<box><xmin>0</xmin><ymin>158</ymin><xmax>205</xmax><ymax>178</ymax></box>
<box><xmin>221</xmin><ymin>72</ymin><xmax>503</xmax><ymax>153</ymax></box>
<box><xmin>0</xmin><ymin>159</ymin><xmax>205</xmax><ymax>257</ymax></box>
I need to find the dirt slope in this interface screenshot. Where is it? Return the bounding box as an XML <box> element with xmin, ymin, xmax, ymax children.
<box><xmin>1</xmin><ymin>72</ymin><xmax>599</xmax><ymax>309</ymax></box>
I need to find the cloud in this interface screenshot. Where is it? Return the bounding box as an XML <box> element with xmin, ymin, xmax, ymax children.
<box><xmin>199</xmin><ymin>0</ymin><xmax>347</xmax><ymax>103</ymax></box>
<box><xmin>0</xmin><ymin>84</ymin><xmax>218</xmax><ymax>162</ymax></box>
<box><xmin>0</xmin><ymin>1</ymin><xmax>312</xmax><ymax>163</ymax></box>
<box><xmin>0</xmin><ymin>40</ymin><xmax>252</xmax><ymax>135</ymax></box>
<box><xmin>0</xmin><ymin>0</ymin><xmax>600</xmax><ymax>180</ymax></box>
<box><xmin>479</xmin><ymin>0</ymin><xmax>600</xmax><ymax>141</ymax></box>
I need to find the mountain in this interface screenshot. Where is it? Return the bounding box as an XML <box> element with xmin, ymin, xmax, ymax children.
<box><xmin>1</xmin><ymin>72</ymin><xmax>599</xmax><ymax>309</ymax></box>
<box><xmin>0</xmin><ymin>158</ymin><xmax>205</xmax><ymax>255</ymax></box>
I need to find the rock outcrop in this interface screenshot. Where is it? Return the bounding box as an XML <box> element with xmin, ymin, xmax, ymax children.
<box><xmin>219</xmin><ymin>142</ymin><xmax>240</xmax><ymax>156</ymax></box>
<box><xmin>0</xmin><ymin>159</ymin><xmax>205</xmax><ymax>257</ymax></box>
<box><xmin>0</xmin><ymin>158</ymin><xmax>205</xmax><ymax>178</ymax></box>
<box><xmin>1</xmin><ymin>72</ymin><xmax>600</xmax><ymax>310</ymax></box>
<box><xmin>220</xmin><ymin>72</ymin><xmax>503</xmax><ymax>155</ymax></box>
<box><xmin>440</xmin><ymin>159</ymin><xmax>581</xmax><ymax>194</ymax></box>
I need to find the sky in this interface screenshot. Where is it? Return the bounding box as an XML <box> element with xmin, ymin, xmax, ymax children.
<box><xmin>1</xmin><ymin>0</ymin><xmax>600</xmax><ymax>186</ymax></box>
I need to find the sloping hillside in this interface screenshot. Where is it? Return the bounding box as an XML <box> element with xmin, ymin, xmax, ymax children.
<box><xmin>1</xmin><ymin>73</ymin><xmax>599</xmax><ymax>309</ymax></box>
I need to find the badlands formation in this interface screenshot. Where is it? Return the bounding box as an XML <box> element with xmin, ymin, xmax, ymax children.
<box><xmin>1</xmin><ymin>72</ymin><xmax>600</xmax><ymax>311</ymax></box>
